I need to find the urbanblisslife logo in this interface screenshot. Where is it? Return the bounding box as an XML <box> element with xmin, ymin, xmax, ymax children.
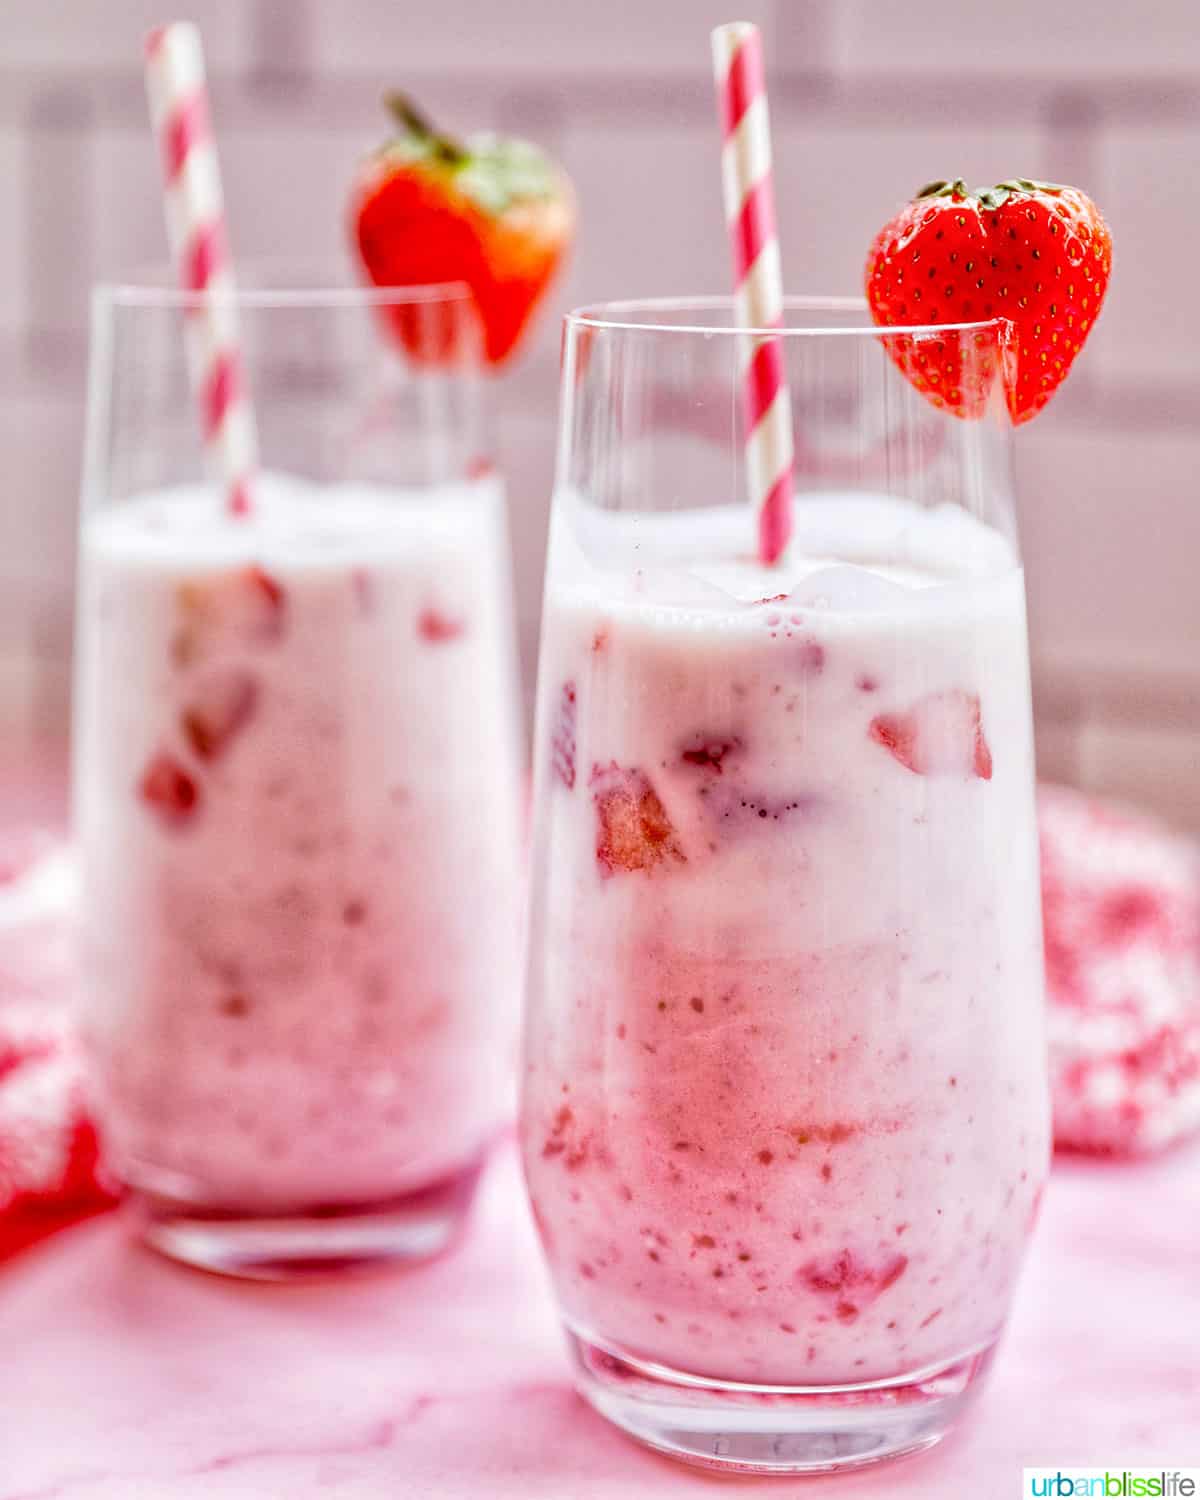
<box><xmin>1024</xmin><ymin>1472</ymin><xmax>1199</xmax><ymax>1498</ymax></box>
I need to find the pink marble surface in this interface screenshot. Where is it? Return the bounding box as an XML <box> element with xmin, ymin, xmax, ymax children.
<box><xmin>1</xmin><ymin>1139</ymin><xmax>1198</xmax><ymax>1499</ymax></box>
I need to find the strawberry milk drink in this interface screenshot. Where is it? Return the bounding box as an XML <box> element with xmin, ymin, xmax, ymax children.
<box><xmin>82</xmin><ymin>25</ymin><xmax>569</xmax><ymax>1274</ymax></box>
<box><xmin>75</xmin><ymin>470</ymin><xmax>523</xmax><ymax>1270</ymax></box>
<box><xmin>523</xmin><ymin>493</ymin><xmax>1049</xmax><ymax>1386</ymax></box>
<box><xmin>520</xmin><ymin>284</ymin><xmax>1053</xmax><ymax>1471</ymax></box>
<box><xmin>519</xmin><ymin>0</ymin><xmax>1105</xmax><ymax>1464</ymax></box>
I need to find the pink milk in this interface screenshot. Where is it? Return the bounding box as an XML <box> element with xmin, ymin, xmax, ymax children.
<box><xmin>522</xmin><ymin>493</ymin><xmax>1049</xmax><ymax>1386</ymax></box>
<box><xmin>75</xmin><ymin>472</ymin><xmax>522</xmax><ymax>1217</ymax></box>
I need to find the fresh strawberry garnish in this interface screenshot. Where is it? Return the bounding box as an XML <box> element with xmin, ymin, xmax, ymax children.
<box><xmin>550</xmin><ymin>681</ymin><xmax>577</xmax><ymax>790</ymax></box>
<box><xmin>417</xmin><ymin>606</ymin><xmax>466</xmax><ymax>643</ymax></box>
<box><xmin>870</xmin><ymin>690</ymin><xmax>993</xmax><ymax>780</ymax></box>
<box><xmin>591</xmin><ymin>763</ymin><xmax>686</xmax><ymax>878</ymax></box>
<box><xmin>865</xmin><ymin>178</ymin><xmax>1111</xmax><ymax>423</ymax></box>
<box><xmin>181</xmin><ymin>669</ymin><xmax>258</xmax><ymax>761</ymax></box>
<box><xmin>138</xmin><ymin>751</ymin><xmax>200</xmax><ymax>827</ymax></box>
<box><xmin>351</xmin><ymin>94</ymin><xmax>574</xmax><ymax>367</ymax></box>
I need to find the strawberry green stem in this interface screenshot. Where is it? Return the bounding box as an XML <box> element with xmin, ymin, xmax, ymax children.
<box><xmin>915</xmin><ymin>176</ymin><xmax>1066</xmax><ymax>210</ymax></box>
<box><xmin>384</xmin><ymin>91</ymin><xmax>467</xmax><ymax>165</ymax></box>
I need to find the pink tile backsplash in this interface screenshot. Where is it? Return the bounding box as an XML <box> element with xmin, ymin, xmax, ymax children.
<box><xmin>0</xmin><ymin>1</ymin><xmax>249</xmax><ymax>71</ymax></box>
<box><xmin>829</xmin><ymin>0</ymin><xmax>1200</xmax><ymax>80</ymax></box>
<box><xmin>1090</xmin><ymin>124</ymin><xmax>1200</xmax><ymax>388</ymax></box>
<box><xmin>561</xmin><ymin>122</ymin><xmax>729</xmax><ymax>300</ymax></box>
<box><xmin>0</xmin><ymin>0</ymin><xmax>1197</xmax><ymax>825</ymax></box>
<box><xmin>1017</xmin><ymin>425</ymin><xmax>1200</xmax><ymax>681</ymax></box>
<box><xmin>0</xmin><ymin>128</ymin><xmax>26</xmax><ymax>336</ymax></box>
<box><xmin>304</xmin><ymin>0</ymin><xmax>775</xmax><ymax>77</ymax></box>
<box><xmin>771</xmin><ymin>118</ymin><xmax>1049</xmax><ymax>298</ymax></box>
<box><xmin>1077</xmin><ymin>720</ymin><xmax>1200</xmax><ymax>834</ymax></box>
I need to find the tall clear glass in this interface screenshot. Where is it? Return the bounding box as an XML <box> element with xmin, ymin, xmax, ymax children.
<box><xmin>520</xmin><ymin>297</ymin><xmax>1049</xmax><ymax>1472</ymax></box>
<box><xmin>75</xmin><ymin>277</ymin><xmax>523</xmax><ymax>1276</ymax></box>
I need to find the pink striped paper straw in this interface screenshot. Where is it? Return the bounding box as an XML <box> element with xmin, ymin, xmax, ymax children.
<box><xmin>711</xmin><ymin>21</ymin><xmax>794</xmax><ymax>565</ymax></box>
<box><xmin>144</xmin><ymin>21</ymin><xmax>257</xmax><ymax>518</ymax></box>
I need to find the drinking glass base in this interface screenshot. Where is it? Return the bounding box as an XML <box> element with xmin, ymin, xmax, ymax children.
<box><xmin>566</xmin><ymin>1327</ymin><xmax>998</xmax><ymax>1475</ymax></box>
<box><xmin>129</xmin><ymin>1152</ymin><xmax>488</xmax><ymax>1279</ymax></box>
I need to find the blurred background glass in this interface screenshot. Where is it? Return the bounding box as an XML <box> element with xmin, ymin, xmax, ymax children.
<box><xmin>1</xmin><ymin>0</ymin><xmax>1196</xmax><ymax>831</ymax></box>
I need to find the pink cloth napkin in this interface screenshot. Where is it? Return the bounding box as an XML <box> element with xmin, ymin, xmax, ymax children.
<box><xmin>1</xmin><ymin>788</ymin><xmax>1197</xmax><ymax>1264</ymax></box>
<box><xmin>0</xmin><ymin>835</ymin><xmax>116</xmax><ymax>1262</ymax></box>
<box><xmin>1040</xmin><ymin>783</ymin><xmax>1200</xmax><ymax>1154</ymax></box>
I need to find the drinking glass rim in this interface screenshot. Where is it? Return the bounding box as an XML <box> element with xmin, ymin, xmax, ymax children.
<box><xmin>95</xmin><ymin>268</ymin><xmax>473</xmax><ymax>312</ymax></box>
<box><xmin>566</xmin><ymin>295</ymin><xmax>1008</xmax><ymax>340</ymax></box>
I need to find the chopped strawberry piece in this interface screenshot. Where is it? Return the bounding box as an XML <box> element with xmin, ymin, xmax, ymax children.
<box><xmin>870</xmin><ymin>690</ymin><xmax>993</xmax><ymax>780</ymax></box>
<box><xmin>176</xmin><ymin>564</ymin><xmax>287</xmax><ymax>656</ymax></box>
<box><xmin>247</xmin><ymin>565</ymin><xmax>284</xmax><ymax>612</ymax></box>
<box><xmin>138</xmin><ymin>751</ymin><xmax>200</xmax><ymax>827</ymax></box>
<box><xmin>680</xmin><ymin>737</ymin><xmax>740</xmax><ymax>776</ymax></box>
<box><xmin>418</xmin><ymin>607</ymin><xmax>466</xmax><ymax>643</ymax></box>
<box><xmin>799</xmin><ymin>1248</ymin><xmax>908</xmax><ymax>1323</ymax></box>
<box><xmin>551</xmin><ymin>681</ymin><xmax>577</xmax><ymax>790</ymax></box>
<box><xmin>539</xmin><ymin>1103</ymin><xmax>604</xmax><ymax>1171</ymax></box>
<box><xmin>181</xmin><ymin>670</ymin><xmax>258</xmax><ymax>761</ymax></box>
<box><xmin>591</xmin><ymin>763</ymin><xmax>686</xmax><ymax>878</ymax></box>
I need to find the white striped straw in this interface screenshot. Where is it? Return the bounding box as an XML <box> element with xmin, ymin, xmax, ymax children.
<box><xmin>144</xmin><ymin>22</ymin><xmax>257</xmax><ymax>517</ymax></box>
<box><xmin>711</xmin><ymin>21</ymin><xmax>795</xmax><ymax>564</ymax></box>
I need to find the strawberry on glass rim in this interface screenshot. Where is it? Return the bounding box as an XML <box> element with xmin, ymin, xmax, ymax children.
<box><xmin>351</xmin><ymin>93</ymin><xmax>575</xmax><ymax>367</ymax></box>
<box><xmin>865</xmin><ymin>177</ymin><xmax>1111</xmax><ymax>423</ymax></box>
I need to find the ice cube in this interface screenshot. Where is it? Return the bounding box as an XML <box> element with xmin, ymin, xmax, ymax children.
<box><xmin>786</xmin><ymin>565</ymin><xmax>918</xmax><ymax>613</ymax></box>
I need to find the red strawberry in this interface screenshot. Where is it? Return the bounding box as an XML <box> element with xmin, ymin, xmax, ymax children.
<box><xmin>550</xmin><ymin>681</ymin><xmax>577</xmax><ymax>790</ymax></box>
<box><xmin>138</xmin><ymin>751</ymin><xmax>200</xmax><ymax>827</ymax></box>
<box><xmin>865</xmin><ymin>178</ymin><xmax>1111</xmax><ymax>423</ymax></box>
<box><xmin>352</xmin><ymin>94</ymin><xmax>575</xmax><ymax>367</ymax></box>
<box><xmin>870</xmin><ymin>690</ymin><xmax>993</xmax><ymax>781</ymax></box>
<box><xmin>181</xmin><ymin>669</ymin><xmax>258</xmax><ymax>761</ymax></box>
<box><xmin>417</xmin><ymin>606</ymin><xmax>466</xmax><ymax>643</ymax></box>
<box><xmin>591</xmin><ymin>764</ymin><xmax>686</xmax><ymax>878</ymax></box>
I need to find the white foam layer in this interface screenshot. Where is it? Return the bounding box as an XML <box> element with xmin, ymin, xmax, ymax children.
<box><xmin>553</xmin><ymin>489</ymin><xmax>1020</xmax><ymax>621</ymax></box>
<box><xmin>84</xmin><ymin>470</ymin><xmax>504</xmax><ymax>575</ymax></box>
